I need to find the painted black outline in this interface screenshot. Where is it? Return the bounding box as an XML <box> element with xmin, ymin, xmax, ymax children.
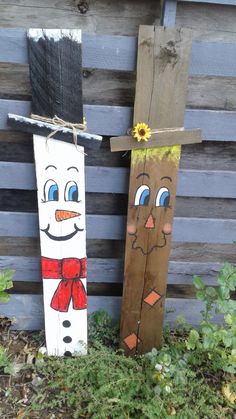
<box><xmin>134</xmin><ymin>184</ymin><xmax>150</xmax><ymax>207</ymax></box>
<box><xmin>143</xmin><ymin>287</ymin><xmax>163</xmax><ymax>308</ymax></box>
<box><xmin>155</xmin><ymin>187</ymin><xmax>170</xmax><ymax>208</ymax></box>
<box><xmin>43</xmin><ymin>178</ymin><xmax>59</xmax><ymax>202</ymax></box>
<box><xmin>45</xmin><ymin>165</ymin><xmax>57</xmax><ymax>171</ymax></box>
<box><xmin>67</xmin><ymin>166</ymin><xmax>79</xmax><ymax>172</ymax></box>
<box><xmin>41</xmin><ymin>223</ymin><xmax>84</xmax><ymax>241</ymax></box>
<box><xmin>136</xmin><ymin>172</ymin><xmax>150</xmax><ymax>179</ymax></box>
<box><xmin>64</xmin><ymin>180</ymin><xmax>80</xmax><ymax>202</ymax></box>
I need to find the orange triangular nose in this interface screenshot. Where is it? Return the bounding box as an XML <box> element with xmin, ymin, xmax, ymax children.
<box><xmin>145</xmin><ymin>214</ymin><xmax>155</xmax><ymax>229</ymax></box>
<box><xmin>55</xmin><ymin>210</ymin><xmax>81</xmax><ymax>222</ymax></box>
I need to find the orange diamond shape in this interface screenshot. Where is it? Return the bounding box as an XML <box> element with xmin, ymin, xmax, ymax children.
<box><xmin>144</xmin><ymin>290</ymin><xmax>161</xmax><ymax>307</ymax></box>
<box><xmin>123</xmin><ymin>333</ymin><xmax>140</xmax><ymax>350</ymax></box>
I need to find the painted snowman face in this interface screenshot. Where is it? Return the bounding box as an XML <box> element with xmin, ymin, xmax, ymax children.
<box><xmin>34</xmin><ymin>136</ymin><xmax>86</xmax><ymax>259</ymax></box>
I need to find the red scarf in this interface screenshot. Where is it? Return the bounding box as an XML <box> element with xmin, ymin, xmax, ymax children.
<box><xmin>41</xmin><ymin>257</ymin><xmax>87</xmax><ymax>312</ymax></box>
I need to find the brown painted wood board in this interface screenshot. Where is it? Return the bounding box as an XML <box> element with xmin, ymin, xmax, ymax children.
<box><xmin>110</xmin><ymin>128</ymin><xmax>202</xmax><ymax>151</ymax></box>
<box><xmin>120</xmin><ymin>26</ymin><xmax>192</xmax><ymax>355</ymax></box>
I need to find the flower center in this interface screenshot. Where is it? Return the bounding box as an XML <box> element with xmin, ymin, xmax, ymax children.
<box><xmin>138</xmin><ymin>128</ymin><xmax>146</xmax><ymax>137</ymax></box>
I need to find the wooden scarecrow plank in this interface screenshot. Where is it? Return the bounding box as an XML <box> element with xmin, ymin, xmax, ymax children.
<box><xmin>27</xmin><ymin>29</ymin><xmax>90</xmax><ymax>357</ymax></box>
<box><xmin>118</xmin><ymin>26</ymin><xmax>192</xmax><ymax>354</ymax></box>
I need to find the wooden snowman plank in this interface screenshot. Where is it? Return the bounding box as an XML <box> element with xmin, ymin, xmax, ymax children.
<box><xmin>27</xmin><ymin>29</ymin><xmax>88</xmax><ymax>356</ymax></box>
<box><xmin>112</xmin><ymin>26</ymin><xmax>193</xmax><ymax>354</ymax></box>
<box><xmin>34</xmin><ymin>136</ymin><xmax>87</xmax><ymax>356</ymax></box>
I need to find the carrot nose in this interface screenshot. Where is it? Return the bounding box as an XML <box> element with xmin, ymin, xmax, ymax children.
<box><xmin>55</xmin><ymin>210</ymin><xmax>81</xmax><ymax>222</ymax></box>
<box><xmin>145</xmin><ymin>214</ymin><xmax>155</xmax><ymax>229</ymax></box>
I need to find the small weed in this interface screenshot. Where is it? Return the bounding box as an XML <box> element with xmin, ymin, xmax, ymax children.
<box><xmin>0</xmin><ymin>269</ymin><xmax>14</xmax><ymax>374</ymax></box>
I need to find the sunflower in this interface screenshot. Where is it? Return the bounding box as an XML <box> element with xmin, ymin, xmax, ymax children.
<box><xmin>133</xmin><ymin>122</ymin><xmax>151</xmax><ymax>142</ymax></box>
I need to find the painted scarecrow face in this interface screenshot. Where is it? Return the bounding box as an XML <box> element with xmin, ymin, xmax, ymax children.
<box><xmin>34</xmin><ymin>136</ymin><xmax>86</xmax><ymax>259</ymax></box>
<box><xmin>127</xmin><ymin>148</ymin><xmax>179</xmax><ymax>256</ymax></box>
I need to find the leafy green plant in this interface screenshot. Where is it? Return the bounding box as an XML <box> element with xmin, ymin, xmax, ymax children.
<box><xmin>0</xmin><ymin>345</ymin><xmax>12</xmax><ymax>374</ymax></box>
<box><xmin>0</xmin><ymin>269</ymin><xmax>14</xmax><ymax>374</ymax></box>
<box><xmin>0</xmin><ymin>269</ymin><xmax>14</xmax><ymax>302</ymax></box>
<box><xmin>186</xmin><ymin>262</ymin><xmax>236</xmax><ymax>374</ymax></box>
<box><xmin>88</xmin><ymin>309</ymin><xmax>119</xmax><ymax>348</ymax></box>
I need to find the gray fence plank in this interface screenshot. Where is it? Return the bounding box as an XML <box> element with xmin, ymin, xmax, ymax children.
<box><xmin>162</xmin><ymin>0</ymin><xmax>177</xmax><ymax>26</ymax></box>
<box><xmin>1</xmin><ymin>29</ymin><xmax>236</xmax><ymax>77</ymax></box>
<box><xmin>1</xmin><ymin>162</ymin><xmax>236</xmax><ymax>199</ymax></box>
<box><xmin>179</xmin><ymin>0</ymin><xmax>236</xmax><ymax>4</ymax></box>
<box><xmin>0</xmin><ymin>294</ymin><xmax>222</xmax><ymax>330</ymax></box>
<box><xmin>0</xmin><ymin>211</ymin><xmax>236</xmax><ymax>243</ymax></box>
<box><xmin>0</xmin><ymin>256</ymin><xmax>223</xmax><ymax>285</ymax></box>
<box><xmin>1</xmin><ymin>99</ymin><xmax>236</xmax><ymax>140</ymax></box>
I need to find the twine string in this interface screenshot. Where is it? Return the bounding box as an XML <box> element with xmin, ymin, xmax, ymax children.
<box><xmin>30</xmin><ymin>114</ymin><xmax>87</xmax><ymax>154</ymax></box>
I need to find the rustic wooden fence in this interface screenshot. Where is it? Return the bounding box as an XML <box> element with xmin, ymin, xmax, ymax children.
<box><xmin>0</xmin><ymin>0</ymin><xmax>236</xmax><ymax>329</ymax></box>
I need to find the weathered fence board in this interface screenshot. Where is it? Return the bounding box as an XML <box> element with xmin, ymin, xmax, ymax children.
<box><xmin>0</xmin><ymin>294</ymin><xmax>223</xmax><ymax>330</ymax></box>
<box><xmin>0</xmin><ymin>162</ymin><xmax>236</xmax><ymax>199</ymax></box>
<box><xmin>0</xmin><ymin>256</ymin><xmax>224</xmax><ymax>285</ymax></box>
<box><xmin>1</xmin><ymin>99</ymin><xmax>236</xmax><ymax>140</ymax></box>
<box><xmin>1</xmin><ymin>29</ymin><xmax>236</xmax><ymax>77</ymax></box>
<box><xmin>0</xmin><ymin>211</ymin><xmax>235</xmax><ymax>244</ymax></box>
<box><xmin>179</xmin><ymin>0</ymin><xmax>236</xmax><ymax>5</ymax></box>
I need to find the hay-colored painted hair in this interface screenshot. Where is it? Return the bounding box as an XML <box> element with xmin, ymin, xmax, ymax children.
<box><xmin>131</xmin><ymin>145</ymin><xmax>181</xmax><ymax>167</ymax></box>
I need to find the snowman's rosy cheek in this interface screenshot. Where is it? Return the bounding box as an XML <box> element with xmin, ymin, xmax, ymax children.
<box><xmin>64</xmin><ymin>181</ymin><xmax>79</xmax><ymax>202</ymax></box>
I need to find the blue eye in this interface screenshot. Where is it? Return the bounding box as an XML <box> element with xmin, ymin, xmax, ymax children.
<box><xmin>65</xmin><ymin>181</ymin><xmax>79</xmax><ymax>202</ymax></box>
<box><xmin>44</xmin><ymin>180</ymin><xmax>59</xmax><ymax>201</ymax></box>
<box><xmin>156</xmin><ymin>187</ymin><xmax>170</xmax><ymax>207</ymax></box>
<box><xmin>134</xmin><ymin>185</ymin><xmax>150</xmax><ymax>206</ymax></box>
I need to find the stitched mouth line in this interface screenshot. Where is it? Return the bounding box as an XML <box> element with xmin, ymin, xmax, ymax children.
<box><xmin>41</xmin><ymin>223</ymin><xmax>84</xmax><ymax>241</ymax></box>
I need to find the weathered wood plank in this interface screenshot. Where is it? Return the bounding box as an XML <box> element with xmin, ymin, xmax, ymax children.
<box><xmin>162</xmin><ymin>0</ymin><xmax>177</xmax><ymax>26</ymax></box>
<box><xmin>0</xmin><ymin>294</ymin><xmax>222</xmax><ymax>330</ymax></box>
<box><xmin>0</xmin><ymin>133</ymin><xmax>236</xmax><ymax>172</ymax></box>
<box><xmin>2</xmin><ymin>66</ymin><xmax>236</xmax><ymax>112</ymax></box>
<box><xmin>176</xmin><ymin>2</ymin><xmax>236</xmax><ymax>43</ymax></box>
<box><xmin>179</xmin><ymin>0</ymin><xmax>236</xmax><ymax>4</ymax></box>
<box><xmin>0</xmin><ymin>1</ymin><xmax>160</xmax><ymax>37</ymax></box>
<box><xmin>0</xmin><ymin>255</ymin><xmax>224</xmax><ymax>286</ymax></box>
<box><xmin>1</xmin><ymin>29</ymin><xmax>236</xmax><ymax>77</ymax></box>
<box><xmin>1</xmin><ymin>162</ymin><xmax>236</xmax><ymax>199</ymax></box>
<box><xmin>2</xmin><ymin>99</ymin><xmax>236</xmax><ymax>140</ymax></box>
<box><xmin>1</xmin><ymin>212</ymin><xmax>236</xmax><ymax>243</ymax></box>
<box><xmin>8</xmin><ymin>114</ymin><xmax>102</xmax><ymax>149</ymax></box>
<box><xmin>1</xmin><ymin>191</ymin><xmax>236</xmax><ymax>220</ymax></box>
<box><xmin>110</xmin><ymin>128</ymin><xmax>202</xmax><ymax>151</ymax></box>
<box><xmin>0</xmin><ymin>236</ymin><xmax>234</xmax><ymax>264</ymax></box>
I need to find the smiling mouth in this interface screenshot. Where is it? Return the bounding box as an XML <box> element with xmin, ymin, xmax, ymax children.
<box><xmin>41</xmin><ymin>223</ymin><xmax>84</xmax><ymax>241</ymax></box>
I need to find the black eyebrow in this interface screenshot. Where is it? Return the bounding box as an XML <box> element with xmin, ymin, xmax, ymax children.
<box><xmin>45</xmin><ymin>165</ymin><xmax>57</xmax><ymax>170</ymax></box>
<box><xmin>161</xmin><ymin>176</ymin><xmax>172</xmax><ymax>182</ymax></box>
<box><xmin>67</xmin><ymin>166</ymin><xmax>79</xmax><ymax>172</ymax></box>
<box><xmin>136</xmin><ymin>172</ymin><xmax>150</xmax><ymax>179</ymax></box>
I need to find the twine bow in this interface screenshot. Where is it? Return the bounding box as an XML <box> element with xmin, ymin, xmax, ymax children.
<box><xmin>31</xmin><ymin>113</ymin><xmax>87</xmax><ymax>153</ymax></box>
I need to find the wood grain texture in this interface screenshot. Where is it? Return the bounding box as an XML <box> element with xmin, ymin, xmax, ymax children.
<box><xmin>179</xmin><ymin>0</ymin><xmax>236</xmax><ymax>4</ymax></box>
<box><xmin>0</xmin><ymin>0</ymin><xmax>160</xmax><ymax>36</ymax></box>
<box><xmin>28</xmin><ymin>29</ymin><xmax>83</xmax><ymax>123</ymax></box>
<box><xmin>1</xmin><ymin>191</ymin><xmax>236</xmax><ymax>220</ymax></box>
<box><xmin>110</xmin><ymin>129</ymin><xmax>202</xmax><ymax>151</ymax></box>
<box><xmin>176</xmin><ymin>2</ymin><xmax>236</xmax><ymax>43</ymax></box>
<box><xmin>1</xmin><ymin>133</ymin><xmax>236</xmax><ymax>172</ymax></box>
<box><xmin>2</xmin><ymin>156</ymin><xmax>236</xmax><ymax>199</ymax></box>
<box><xmin>120</xmin><ymin>26</ymin><xmax>192</xmax><ymax>354</ymax></box>
<box><xmin>3</xmin><ymin>66</ymin><xmax>236</xmax><ymax>113</ymax></box>
<box><xmin>0</xmin><ymin>255</ymin><xmax>226</xmax><ymax>286</ymax></box>
<box><xmin>0</xmin><ymin>235</ymin><xmax>234</xmax><ymax>263</ymax></box>
<box><xmin>1</xmin><ymin>29</ymin><xmax>236</xmax><ymax>77</ymax></box>
<box><xmin>0</xmin><ymin>294</ymin><xmax>223</xmax><ymax>330</ymax></box>
<box><xmin>8</xmin><ymin>114</ymin><xmax>102</xmax><ymax>149</ymax></box>
<box><xmin>1</xmin><ymin>211</ymin><xmax>236</xmax><ymax>243</ymax></box>
<box><xmin>2</xmin><ymin>99</ymin><xmax>236</xmax><ymax>141</ymax></box>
